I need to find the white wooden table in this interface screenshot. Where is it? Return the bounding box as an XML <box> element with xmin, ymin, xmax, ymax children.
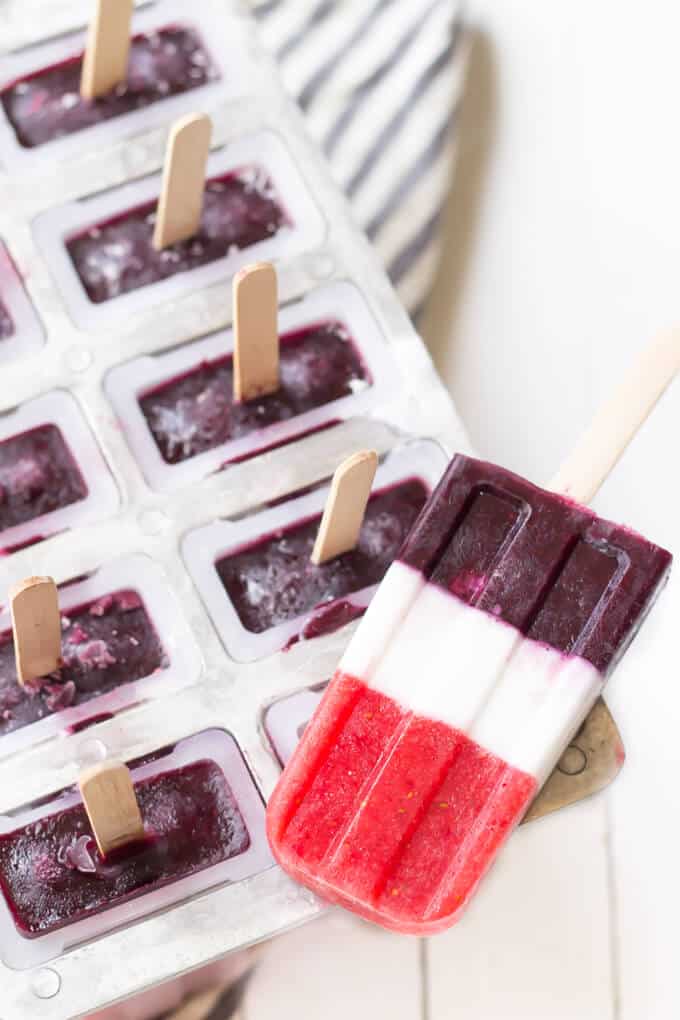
<box><xmin>244</xmin><ymin>2</ymin><xmax>680</xmax><ymax>1016</ymax></box>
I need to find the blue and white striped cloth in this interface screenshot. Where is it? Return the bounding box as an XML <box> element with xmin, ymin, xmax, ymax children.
<box><xmin>251</xmin><ymin>0</ymin><xmax>467</xmax><ymax>322</ymax></box>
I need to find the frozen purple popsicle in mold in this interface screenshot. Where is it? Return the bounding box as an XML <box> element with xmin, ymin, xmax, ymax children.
<box><xmin>0</xmin><ymin>589</ymin><xmax>167</xmax><ymax>737</ymax></box>
<box><xmin>67</xmin><ymin>166</ymin><xmax>288</xmax><ymax>304</ymax></box>
<box><xmin>0</xmin><ymin>425</ymin><xmax>86</xmax><ymax>533</ymax></box>
<box><xmin>182</xmin><ymin>443</ymin><xmax>447</xmax><ymax>662</ymax></box>
<box><xmin>1</xmin><ymin>26</ymin><xmax>218</xmax><ymax>150</ymax></box>
<box><xmin>0</xmin><ymin>757</ymin><xmax>248</xmax><ymax>936</ymax></box>
<box><xmin>0</xmin><ymin>392</ymin><xmax>118</xmax><ymax>551</ymax></box>
<box><xmin>140</xmin><ymin>321</ymin><xmax>369</xmax><ymax>465</ymax></box>
<box><xmin>217</xmin><ymin>478</ymin><xmax>429</xmax><ymax>636</ymax></box>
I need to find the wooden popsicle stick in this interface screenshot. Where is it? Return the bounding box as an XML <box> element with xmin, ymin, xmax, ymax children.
<box><xmin>311</xmin><ymin>450</ymin><xmax>379</xmax><ymax>565</ymax></box>
<box><xmin>80</xmin><ymin>0</ymin><xmax>134</xmax><ymax>101</ymax></box>
<box><xmin>547</xmin><ymin>328</ymin><xmax>680</xmax><ymax>504</ymax></box>
<box><xmin>79</xmin><ymin>760</ymin><xmax>145</xmax><ymax>857</ymax></box>
<box><xmin>9</xmin><ymin>576</ymin><xmax>61</xmax><ymax>687</ymax></box>
<box><xmin>153</xmin><ymin>113</ymin><xmax>212</xmax><ymax>251</ymax></box>
<box><xmin>166</xmin><ymin>987</ymin><xmax>225</xmax><ymax>1020</ymax></box>
<box><xmin>233</xmin><ymin>262</ymin><xmax>279</xmax><ymax>402</ymax></box>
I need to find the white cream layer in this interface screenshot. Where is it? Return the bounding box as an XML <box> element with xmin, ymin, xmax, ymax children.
<box><xmin>339</xmin><ymin>561</ymin><xmax>603</xmax><ymax>783</ymax></box>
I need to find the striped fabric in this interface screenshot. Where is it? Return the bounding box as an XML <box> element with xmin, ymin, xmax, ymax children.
<box><xmin>250</xmin><ymin>0</ymin><xmax>467</xmax><ymax>321</ymax></box>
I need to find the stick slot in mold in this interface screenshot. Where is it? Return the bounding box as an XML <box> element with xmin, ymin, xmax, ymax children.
<box><xmin>182</xmin><ymin>440</ymin><xmax>448</xmax><ymax>662</ymax></box>
<box><xmin>0</xmin><ymin>727</ymin><xmax>271</xmax><ymax>969</ymax></box>
<box><xmin>33</xmin><ymin>131</ymin><xmax>326</xmax><ymax>330</ymax></box>
<box><xmin>0</xmin><ymin>553</ymin><xmax>201</xmax><ymax>759</ymax></box>
<box><xmin>105</xmin><ymin>281</ymin><xmax>400</xmax><ymax>492</ymax></box>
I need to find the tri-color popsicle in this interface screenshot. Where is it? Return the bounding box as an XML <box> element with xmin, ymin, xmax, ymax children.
<box><xmin>267</xmin><ymin>331</ymin><xmax>677</xmax><ymax>933</ymax></box>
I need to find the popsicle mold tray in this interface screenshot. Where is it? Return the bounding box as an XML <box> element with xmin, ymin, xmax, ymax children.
<box><xmin>0</xmin><ymin>1</ymin><xmax>468</xmax><ymax>1015</ymax></box>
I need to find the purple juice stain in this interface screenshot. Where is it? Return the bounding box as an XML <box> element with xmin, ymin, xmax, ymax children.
<box><xmin>283</xmin><ymin>601</ymin><xmax>365</xmax><ymax>650</ymax></box>
<box><xmin>217</xmin><ymin>478</ymin><xmax>429</xmax><ymax>636</ymax></box>
<box><xmin>0</xmin><ymin>424</ymin><xmax>87</xmax><ymax>533</ymax></box>
<box><xmin>299</xmin><ymin>601</ymin><xmax>364</xmax><ymax>641</ymax></box>
<box><xmin>0</xmin><ymin>299</ymin><xmax>15</xmax><ymax>340</ymax></box>
<box><xmin>67</xmin><ymin>711</ymin><xmax>115</xmax><ymax>735</ymax></box>
<box><xmin>226</xmin><ymin>420</ymin><xmax>340</xmax><ymax>470</ymax></box>
<box><xmin>0</xmin><ymin>590</ymin><xmax>167</xmax><ymax>737</ymax></box>
<box><xmin>67</xmin><ymin>167</ymin><xmax>288</xmax><ymax>305</ymax></box>
<box><xmin>0</xmin><ymin>759</ymin><xmax>249</xmax><ymax>936</ymax></box>
<box><xmin>1</xmin><ymin>26</ymin><xmax>219</xmax><ymax>149</ymax></box>
<box><xmin>139</xmin><ymin>322</ymin><xmax>370</xmax><ymax>465</ymax></box>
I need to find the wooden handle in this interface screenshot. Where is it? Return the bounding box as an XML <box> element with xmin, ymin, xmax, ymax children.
<box><xmin>79</xmin><ymin>760</ymin><xmax>145</xmax><ymax>857</ymax></box>
<box><xmin>80</xmin><ymin>0</ymin><xmax>133</xmax><ymax>100</ymax></box>
<box><xmin>547</xmin><ymin>329</ymin><xmax>680</xmax><ymax>504</ymax></box>
<box><xmin>153</xmin><ymin>113</ymin><xmax>212</xmax><ymax>251</ymax></box>
<box><xmin>312</xmin><ymin>451</ymin><xmax>379</xmax><ymax>565</ymax></box>
<box><xmin>233</xmin><ymin>262</ymin><xmax>279</xmax><ymax>402</ymax></box>
<box><xmin>10</xmin><ymin>576</ymin><xmax>61</xmax><ymax>686</ymax></box>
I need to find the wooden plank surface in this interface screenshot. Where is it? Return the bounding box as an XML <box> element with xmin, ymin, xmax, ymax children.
<box><xmin>428</xmin><ymin>796</ymin><xmax>613</xmax><ymax>1019</ymax></box>
<box><xmin>243</xmin><ymin>913</ymin><xmax>422</xmax><ymax>1020</ymax></box>
<box><xmin>595</xmin><ymin>375</ymin><xmax>680</xmax><ymax>1020</ymax></box>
